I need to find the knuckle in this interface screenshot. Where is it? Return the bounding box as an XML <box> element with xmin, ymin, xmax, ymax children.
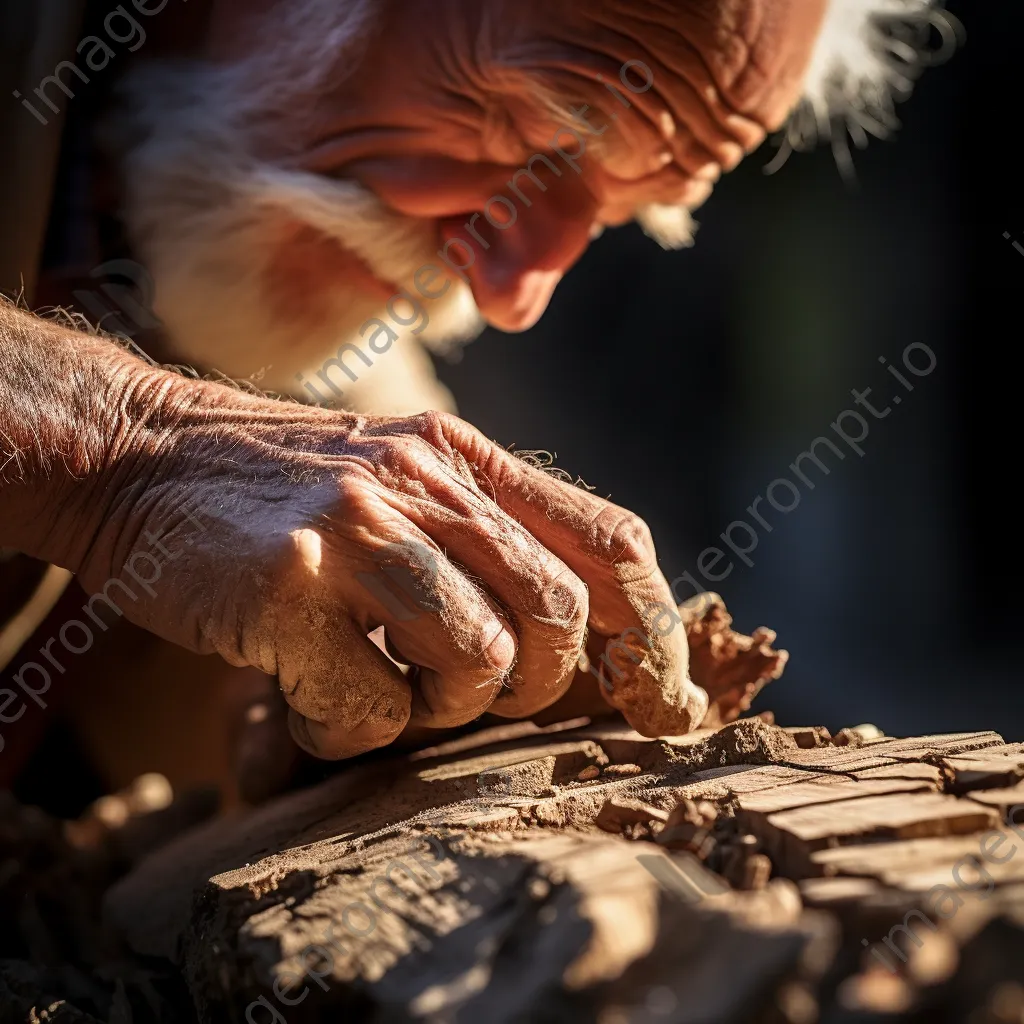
<box><xmin>406</xmin><ymin>409</ymin><xmax>457</xmax><ymax>449</ymax></box>
<box><xmin>592</xmin><ymin>505</ymin><xmax>656</xmax><ymax>567</ymax></box>
<box><xmin>277</xmin><ymin>528</ymin><xmax>325</xmax><ymax>592</ymax></box>
<box><xmin>415</xmin><ymin>410</ymin><xmax>496</xmax><ymax>475</ymax></box>
<box><xmin>382</xmin><ymin>413</ymin><xmax>498</xmax><ymax>494</ymax></box>
<box><xmin>535</xmin><ymin>569</ymin><xmax>589</xmax><ymax>631</ymax></box>
<box><xmin>331</xmin><ymin>474</ymin><xmax>372</xmax><ymax>521</ymax></box>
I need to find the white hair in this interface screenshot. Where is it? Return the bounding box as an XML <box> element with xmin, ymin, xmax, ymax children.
<box><xmin>770</xmin><ymin>0</ymin><xmax>963</xmax><ymax>177</ymax></box>
<box><xmin>109</xmin><ymin>0</ymin><xmax>961</xmax><ymax>386</ymax></box>
<box><xmin>623</xmin><ymin>0</ymin><xmax>962</xmax><ymax>252</ymax></box>
<box><xmin>107</xmin><ymin>0</ymin><xmax>479</xmax><ymax>404</ymax></box>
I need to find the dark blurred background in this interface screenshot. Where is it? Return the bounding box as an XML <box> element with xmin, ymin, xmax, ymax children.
<box><xmin>437</xmin><ymin>0</ymin><xmax>1023</xmax><ymax>740</ymax></box>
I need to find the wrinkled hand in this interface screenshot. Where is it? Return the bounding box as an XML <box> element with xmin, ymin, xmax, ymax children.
<box><xmin>79</xmin><ymin>378</ymin><xmax>707</xmax><ymax>760</ymax></box>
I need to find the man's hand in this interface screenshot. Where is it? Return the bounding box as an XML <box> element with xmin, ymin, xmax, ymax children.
<box><xmin>2</xmin><ymin>308</ymin><xmax>706</xmax><ymax>759</ymax></box>
<box><xmin>83</xmin><ymin>397</ymin><xmax>707</xmax><ymax>759</ymax></box>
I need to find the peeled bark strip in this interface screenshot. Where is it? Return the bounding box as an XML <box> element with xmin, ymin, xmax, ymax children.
<box><xmin>537</xmin><ymin>592</ymin><xmax>788</xmax><ymax>732</ymax></box>
<box><xmin>681</xmin><ymin>592</ymin><xmax>789</xmax><ymax>727</ymax></box>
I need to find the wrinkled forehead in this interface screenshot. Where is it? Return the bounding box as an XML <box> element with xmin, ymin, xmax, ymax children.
<box><xmin>204</xmin><ymin>1</ymin><xmax>828</xmax><ymax>233</ymax></box>
<box><xmin>208</xmin><ymin>0</ymin><xmax>827</xmax><ymax>135</ymax></box>
<box><xmin>207</xmin><ymin>0</ymin><xmax>947</xmax><ymax>146</ymax></box>
<box><xmin>190</xmin><ymin>0</ymin><xmax>950</xmax><ymax>234</ymax></box>
<box><xmin>565</xmin><ymin>0</ymin><xmax>831</xmax><ymax>129</ymax></box>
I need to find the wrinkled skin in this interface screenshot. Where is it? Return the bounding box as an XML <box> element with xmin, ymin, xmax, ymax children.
<box><xmin>203</xmin><ymin>0</ymin><xmax>828</xmax><ymax>333</ymax></box>
<box><xmin>190</xmin><ymin>0</ymin><xmax>825</xmax><ymax>761</ymax></box>
<box><xmin>35</xmin><ymin>345</ymin><xmax>706</xmax><ymax>760</ymax></box>
<box><xmin>139</xmin><ymin>0</ymin><xmax>824</xmax><ymax>760</ymax></box>
<box><xmin>5</xmin><ymin>2</ymin><xmax>833</xmax><ymax>789</ymax></box>
<box><xmin>294</xmin><ymin>0</ymin><xmax>826</xmax><ymax>328</ymax></box>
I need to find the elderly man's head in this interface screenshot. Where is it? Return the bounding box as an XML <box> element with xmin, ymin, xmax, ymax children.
<box><xmin>111</xmin><ymin>0</ymin><xmax>952</xmax><ymax>395</ymax></box>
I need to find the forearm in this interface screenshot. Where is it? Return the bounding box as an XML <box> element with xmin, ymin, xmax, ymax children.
<box><xmin>0</xmin><ymin>301</ymin><xmax>176</xmax><ymax>570</ymax></box>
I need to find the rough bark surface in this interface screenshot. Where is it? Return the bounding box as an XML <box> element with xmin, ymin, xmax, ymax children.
<box><xmin>5</xmin><ymin>604</ymin><xmax>1022</xmax><ymax>1022</ymax></box>
<box><xmin>95</xmin><ymin>720</ymin><xmax>1024</xmax><ymax>1023</ymax></box>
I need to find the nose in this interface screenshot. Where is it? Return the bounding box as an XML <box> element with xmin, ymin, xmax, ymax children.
<box><xmin>441</xmin><ymin>171</ymin><xmax>598</xmax><ymax>332</ymax></box>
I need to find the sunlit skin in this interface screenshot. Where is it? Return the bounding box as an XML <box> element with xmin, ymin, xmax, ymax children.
<box><xmin>2</xmin><ymin>1</ymin><xmax>832</xmax><ymax>780</ymax></box>
<box><xmin>205</xmin><ymin>0</ymin><xmax>828</xmax><ymax>331</ymax></box>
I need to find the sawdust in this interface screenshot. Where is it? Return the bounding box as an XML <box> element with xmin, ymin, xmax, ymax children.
<box><xmin>677</xmin><ymin>720</ymin><xmax>799</xmax><ymax>773</ymax></box>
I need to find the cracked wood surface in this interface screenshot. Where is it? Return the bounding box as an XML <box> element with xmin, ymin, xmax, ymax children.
<box><xmin>104</xmin><ymin>719</ymin><xmax>1024</xmax><ymax>1023</ymax></box>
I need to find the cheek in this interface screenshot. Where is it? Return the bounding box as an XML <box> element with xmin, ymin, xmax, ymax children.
<box><xmin>262</xmin><ymin>220</ymin><xmax>393</xmax><ymax>329</ymax></box>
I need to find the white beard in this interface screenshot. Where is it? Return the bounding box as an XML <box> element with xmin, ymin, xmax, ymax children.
<box><xmin>778</xmin><ymin>0</ymin><xmax>961</xmax><ymax>174</ymax></box>
<box><xmin>108</xmin><ymin>0</ymin><xmax>958</xmax><ymax>395</ymax></box>
<box><xmin>106</xmin><ymin>0</ymin><xmax>481</xmax><ymax>406</ymax></box>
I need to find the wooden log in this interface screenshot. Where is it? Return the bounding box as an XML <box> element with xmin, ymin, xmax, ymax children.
<box><xmin>734</xmin><ymin>776</ymin><xmax>939</xmax><ymax>816</ymax></box>
<box><xmin>99</xmin><ymin>719</ymin><xmax>1024</xmax><ymax>1022</ymax></box>
<box><xmin>740</xmin><ymin>794</ymin><xmax>1002</xmax><ymax>878</ymax></box>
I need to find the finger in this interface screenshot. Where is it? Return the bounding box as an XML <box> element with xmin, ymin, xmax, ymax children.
<box><xmin>418</xmin><ymin>508</ymin><xmax>589</xmax><ymax>719</ymax></box>
<box><xmin>436</xmin><ymin>419</ymin><xmax>701</xmax><ymax>735</ymax></box>
<box><xmin>281</xmin><ymin>485</ymin><xmax>517</xmax><ymax>732</ymax></box>
<box><xmin>311</xmin><ymin>487</ymin><xmax>519</xmax><ymax>727</ymax></box>
<box><xmin>580</xmin><ymin>628</ymin><xmax>709</xmax><ymax>737</ymax></box>
<box><xmin>354</xmin><ymin>429</ymin><xmax>589</xmax><ymax>718</ymax></box>
<box><xmin>344</xmin><ymin>531</ymin><xmax>518</xmax><ymax>728</ymax></box>
<box><xmin>275</xmin><ymin>529</ymin><xmax>413</xmax><ymax>758</ymax></box>
<box><xmin>281</xmin><ymin>620</ymin><xmax>412</xmax><ymax>759</ymax></box>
